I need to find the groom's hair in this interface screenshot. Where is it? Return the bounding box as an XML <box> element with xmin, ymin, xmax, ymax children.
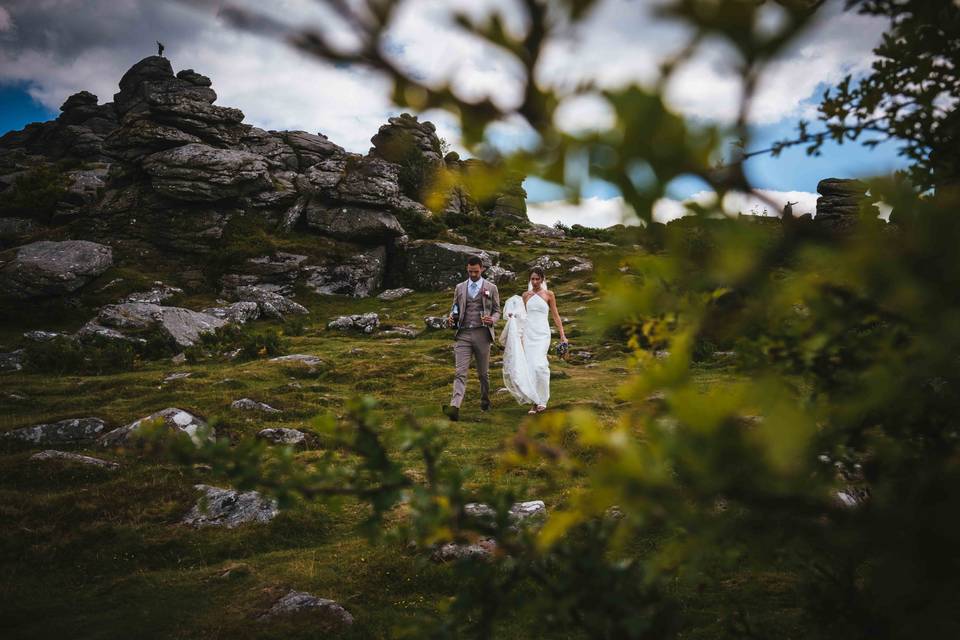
<box><xmin>466</xmin><ymin>255</ymin><xmax>483</xmax><ymax>266</ymax></box>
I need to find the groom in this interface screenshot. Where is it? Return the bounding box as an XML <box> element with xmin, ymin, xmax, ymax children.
<box><xmin>442</xmin><ymin>255</ymin><xmax>501</xmax><ymax>421</ymax></box>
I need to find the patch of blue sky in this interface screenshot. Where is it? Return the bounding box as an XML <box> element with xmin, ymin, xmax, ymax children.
<box><xmin>0</xmin><ymin>84</ymin><xmax>57</xmax><ymax>135</ymax></box>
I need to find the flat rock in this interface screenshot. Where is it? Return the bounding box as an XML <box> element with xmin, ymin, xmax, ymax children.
<box><xmin>377</xmin><ymin>287</ymin><xmax>414</xmax><ymax>301</ymax></box>
<box><xmin>328</xmin><ymin>313</ymin><xmax>380</xmax><ymax>333</ymax></box>
<box><xmin>0</xmin><ymin>240</ymin><xmax>113</xmax><ymax>299</ymax></box>
<box><xmin>182</xmin><ymin>483</ymin><xmax>278</xmax><ymax>528</ymax></box>
<box><xmin>257</xmin><ymin>428</ymin><xmax>306</xmax><ymax>446</ymax></box>
<box><xmin>30</xmin><ymin>449</ymin><xmax>119</xmax><ymax>469</ymax></box>
<box><xmin>95</xmin><ymin>302</ymin><xmax>227</xmax><ymax>348</ymax></box>
<box><xmin>3</xmin><ymin>417</ymin><xmax>107</xmax><ymax>445</ymax></box>
<box><xmin>99</xmin><ymin>407</ymin><xmax>212</xmax><ymax>447</ymax></box>
<box><xmin>259</xmin><ymin>590</ymin><xmax>354</xmax><ymax>628</ymax></box>
<box><xmin>231</xmin><ymin>398</ymin><xmax>280</xmax><ymax>413</ymax></box>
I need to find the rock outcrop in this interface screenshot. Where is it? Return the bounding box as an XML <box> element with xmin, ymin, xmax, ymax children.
<box><xmin>813</xmin><ymin>178</ymin><xmax>872</xmax><ymax>232</ymax></box>
<box><xmin>89</xmin><ymin>302</ymin><xmax>227</xmax><ymax>348</ymax></box>
<box><xmin>0</xmin><ymin>56</ymin><xmax>530</xmax><ymax>306</ymax></box>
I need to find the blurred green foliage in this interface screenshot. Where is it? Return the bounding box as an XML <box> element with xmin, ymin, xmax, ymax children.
<box><xmin>177</xmin><ymin>0</ymin><xmax>960</xmax><ymax>637</ymax></box>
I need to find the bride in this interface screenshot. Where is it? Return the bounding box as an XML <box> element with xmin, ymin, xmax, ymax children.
<box><xmin>499</xmin><ymin>266</ymin><xmax>568</xmax><ymax>414</ymax></box>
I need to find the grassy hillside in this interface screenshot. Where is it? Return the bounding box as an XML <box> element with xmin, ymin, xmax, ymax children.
<box><xmin>0</xmin><ymin>231</ymin><xmax>805</xmax><ymax>639</ymax></box>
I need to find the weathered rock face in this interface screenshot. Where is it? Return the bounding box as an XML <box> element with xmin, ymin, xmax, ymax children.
<box><xmin>93</xmin><ymin>302</ymin><xmax>226</xmax><ymax>348</ymax></box>
<box><xmin>0</xmin><ymin>91</ymin><xmax>118</xmax><ymax>163</ymax></box>
<box><xmin>99</xmin><ymin>407</ymin><xmax>212</xmax><ymax>447</ymax></box>
<box><xmin>370</xmin><ymin>113</ymin><xmax>443</xmax><ymax>167</ymax></box>
<box><xmin>814</xmin><ymin>178</ymin><xmax>870</xmax><ymax>232</ymax></box>
<box><xmin>392</xmin><ymin>240</ymin><xmax>499</xmax><ymax>290</ymax></box>
<box><xmin>303</xmin><ymin>247</ymin><xmax>386</xmax><ymax>298</ymax></box>
<box><xmin>232</xmin><ymin>285</ymin><xmax>309</xmax><ymax>319</ymax></box>
<box><xmin>220</xmin><ymin>253</ymin><xmax>307</xmax><ymax>296</ymax></box>
<box><xmin>142</xmin><ymin>144</ymin><xmax>271</xmax><ymax>201</ymax></box>
<box><xmin>182</xmin><ymin>484</ymin><xmax>278</xmax><ymax>528</ymax></box>
<box><xmin>0</xmin><ymin>240</ymin><xmax>113</xmax><ymax>299</ymax></box>
<box><xmin>201</xmin><ymin>301</ymin><xmax>261</xmax><ymax>324</ymax></box>
<box><xmin>3</xmin><ymin>417</ymin><xmax>108</xmax><ymax>446</ymax></box>
<box><xmin>304</xmin><ymin>204</ymin><xmax>404</xmax><ymax>242</ymax></box>
<box><xmin>0</xmin><ymin>56</ymin><xmax>531</xmax><ymax>301</ymax></box>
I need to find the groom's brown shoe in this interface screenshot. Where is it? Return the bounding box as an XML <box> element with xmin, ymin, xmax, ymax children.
<box><xmin>442</xmin><ymin>405</ymin><xmax>460</xmax><ymax>421</ymax></box>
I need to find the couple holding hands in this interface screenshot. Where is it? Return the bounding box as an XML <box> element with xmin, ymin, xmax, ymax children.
<box><xmin>442</xmin><ymin>256</ymin><xmax>568</xmax><ymax>421</ymax></box>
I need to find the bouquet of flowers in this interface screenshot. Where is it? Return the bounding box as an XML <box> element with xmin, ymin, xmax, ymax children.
<box><xmin>555</xmin><ymin>341</ymin><xmax>570</xmax><ymax>359</ymax></box>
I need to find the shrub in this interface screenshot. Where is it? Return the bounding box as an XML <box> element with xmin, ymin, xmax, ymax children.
<box><xmin>0</xmin><ymin>163</ymin><xmax>70</xmax><ymax>223</ymax></box>
<box><xmin>25</xmin><ymin>336</ymin><xmax>135</xmax><ymax>375</ymax></box>
<box><xmin>184</xmin><ymin>325</ymin><xmax>286</xmax><ymax>362</ymax></box>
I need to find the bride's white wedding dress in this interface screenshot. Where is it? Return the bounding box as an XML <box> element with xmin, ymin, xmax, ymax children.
<box><xmin>500</xmin><ymin>293</ymin><xmax>551</xmax><ymax>407</ymax></box>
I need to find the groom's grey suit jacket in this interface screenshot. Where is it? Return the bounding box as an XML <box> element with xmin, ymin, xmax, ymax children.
<box><xmin>452</xmin><ymin>278</ymin><xmax>501</xmax><ymax>342</ymax></box>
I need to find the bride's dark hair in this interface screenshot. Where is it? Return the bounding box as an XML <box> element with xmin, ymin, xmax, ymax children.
<box><xmin>529</xmin><ymin>266</ymin><xmax>545</xmax><ymax>280</ymax></box>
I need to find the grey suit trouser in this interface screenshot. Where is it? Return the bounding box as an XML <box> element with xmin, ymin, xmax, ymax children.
<box><xmin>451</xmin><ymin>328</ymin><xmax>492</xmax><ymax>408</ymax></box>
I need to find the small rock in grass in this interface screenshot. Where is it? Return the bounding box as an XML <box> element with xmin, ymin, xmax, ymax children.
<box><xmin>30</xmin><ymin>449</ymin><xmax>119</xmax><ymax>469</ymax></box>
<box><xmin>182</xmin><ymin>484</ymin><xmax>278</xmax><ymax>528</ymax></box>
<box><xmin>259</xmin><ymin>590</ymin><xmax>354</xmax><ymax>628</ymax></box>
<box><xmin>257</xmin><ymin>428</ymin><xmax>306</xmax><ymax>446</ymax></box>
<box><xmin>231</xmin><ymin>398</ymin><xmax>280</xmax><ymax>413</ymax></box>
<box><xmin>4</xmin><ymin>417</ymin><xmax>107</xmax><ymax>446</ymax></box>
<box><xmin>377</xmin><ymin>287</ymin><xmax>414</xmax><ymax>301</ymax></box>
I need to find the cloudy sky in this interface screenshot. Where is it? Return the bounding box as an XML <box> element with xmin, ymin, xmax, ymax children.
<box><xmin>0</xmin><ymin>0</ymin><xmax>906</xmax><ymax>226</ymax></box>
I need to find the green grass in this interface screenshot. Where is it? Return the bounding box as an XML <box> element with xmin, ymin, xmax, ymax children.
<box><xmin>0</xmin><ymin>235</ymin><xmax>793</xmax><ymax>639</ymax></box>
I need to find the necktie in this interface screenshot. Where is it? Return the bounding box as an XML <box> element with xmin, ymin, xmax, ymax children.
<box><xmin>469</xmin><ymin>281</ymin><xmax>478</xmax><ymax>298</ymax></box>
